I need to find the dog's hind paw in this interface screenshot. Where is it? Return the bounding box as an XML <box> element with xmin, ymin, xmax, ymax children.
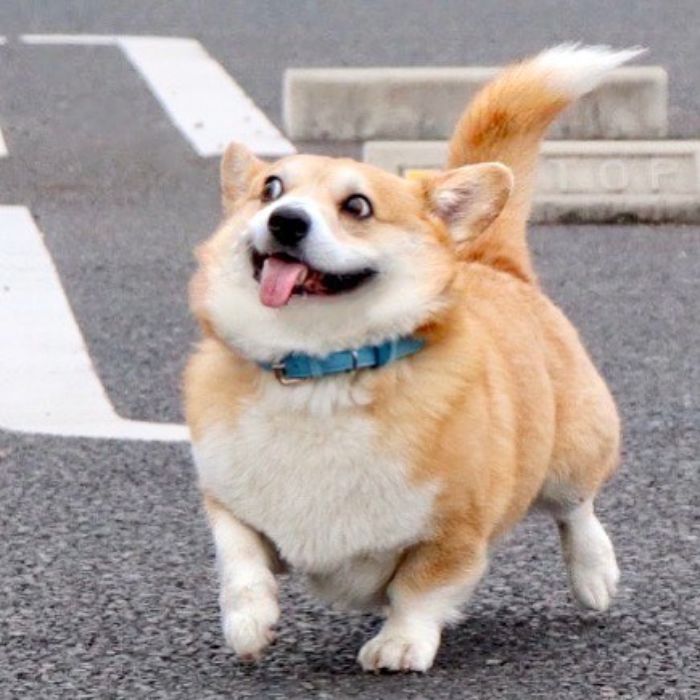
<box><xmin>566</xmin><ymin>512</ymin><xmax>620</xmax><ymax>612</ymax></box>
<box><xmin>569</xmin><ymin>552</ymin><xmax>620</xmax><ymax>612</ymax></box>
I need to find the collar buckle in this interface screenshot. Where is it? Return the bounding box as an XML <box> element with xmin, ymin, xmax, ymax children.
<box><xmin>271</xmin><ymin>361</ymin><xmax>305</xmax><ymax>386</ymax></box>
<box><xmin>349</xmin><ymin>349</ymin><xmax>360</xmax><ymax>376</ymax></box>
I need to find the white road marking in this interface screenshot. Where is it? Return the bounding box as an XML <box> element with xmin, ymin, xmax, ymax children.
<box><xmin>21</xmin><ymin>34</ymin><xmax>295</xmax><ymax>157</ymax></box>
<box><xmin>120</xmin><ymin>37</ymin><xmax>295</xmax><ymax>157</ymax></box>
<box><xmin>0</xmin><ymin>38</ymin><xmax>6</xmax><ymax>154</ymax></box>
<box><xmin>21</xmin><ymin>34</ymin><xmax>120</xmax><ymax>46</ymax></box>
<box><xmin>0</xmin><ymin>206</ymin><xmax>189</xmax><ymax>442</ymax></box>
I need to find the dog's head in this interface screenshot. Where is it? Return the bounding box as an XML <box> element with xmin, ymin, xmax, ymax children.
<box><xmin>191</xmin><ymin>143</ymin><xmax>512</xmax><ymax>362</ymax></box>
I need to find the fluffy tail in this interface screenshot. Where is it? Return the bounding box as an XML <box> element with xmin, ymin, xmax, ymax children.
<box><xmin>448</xmin><ymin>44</ymin><xmax>644</xmax><ymax>282</ymax></box>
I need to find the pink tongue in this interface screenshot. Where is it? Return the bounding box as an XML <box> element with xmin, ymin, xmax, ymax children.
<box><xmin>259</xmin><ymin>257</ymin><xmax>308</xmax><ymax>308</ymax></box>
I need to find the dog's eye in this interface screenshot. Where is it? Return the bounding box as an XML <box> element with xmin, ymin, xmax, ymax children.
<box><xmin>342</xmin><ymin>194</ymin><xmax>373</xmax><ymax>220</ymax></box>
<box><xmin>261</xmin><ymin>176</ymin><xmax>284</xmax><ymax>203</ymax></box>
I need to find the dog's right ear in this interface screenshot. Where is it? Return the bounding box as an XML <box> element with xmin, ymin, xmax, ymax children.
<box><xmin>220</xmin><ymin>142</ymin><xmax>264</xmax><ymax>215</ymax></box>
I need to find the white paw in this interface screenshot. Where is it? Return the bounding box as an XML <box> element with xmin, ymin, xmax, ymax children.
<box><xmin>568</xmin><ymin>531</ymin><xmax>620</xmax><ymax>611</ymax></box>
<box><xmin>358</xmin><ymin>626</ymin><xmax>440</xmax><ymax>673</ymax></box>
<box><xmin>570</xmin><ymin>555</ymin><xmax>619</xmax><ymax>611</ymax></box>
<box><xmin>221</xmin><ymin>585</ymin><xmax>280</xmax><ymax>661</ymax></box>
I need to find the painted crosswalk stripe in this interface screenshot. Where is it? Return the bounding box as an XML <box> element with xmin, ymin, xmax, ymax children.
<box><xmin>119</xmin><ymin>37</ymin><xmax>294</xmax><ymax>157</ymax></box>
<box><xmin>20</xmin><ymin>34</ymin><xmax>117</xmax><ymax>45</ymax></box>
<box><xmin>0</xmin><ymin>206</ymin><xmax>189</xmax><ymax>441</ymax></box>
<box><xmin>21</xmin><ymin>34</ymin><xmax>295</xmax><ymax>157</ymax></box>
<box><xmin>0</xmin><ymin>38</ymin><xmax>6</xmax><ymax>155</ymax></box>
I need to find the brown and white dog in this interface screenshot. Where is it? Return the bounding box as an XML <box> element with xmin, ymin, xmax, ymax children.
<box><xmin>184</xmin><ymin>45</ymin><xmax>640</xmax><ymax>672</ymax></box>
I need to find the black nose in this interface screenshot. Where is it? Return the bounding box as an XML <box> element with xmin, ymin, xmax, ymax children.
<box><xmin>267</xmin><ymin>206</ymin><xmax>310</xmax><ymax>247</ymax></box>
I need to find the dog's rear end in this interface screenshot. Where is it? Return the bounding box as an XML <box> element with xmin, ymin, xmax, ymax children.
<box><xmin>443</xmin><ymin>44</ymin><xmax>630</xmax><ymax>616</ymax></box>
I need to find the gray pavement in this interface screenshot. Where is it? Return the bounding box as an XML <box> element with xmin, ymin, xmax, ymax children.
<box><xmin>1</xmin><ymin>2</ymin><xmax>699</xmax><ymax>698</ymax></box>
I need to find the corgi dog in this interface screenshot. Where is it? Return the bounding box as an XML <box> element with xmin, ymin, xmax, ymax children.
<box><xmin>184</xmin><ymin>45</ymin><xmax>640</xmax><ymax>672</ymax></box>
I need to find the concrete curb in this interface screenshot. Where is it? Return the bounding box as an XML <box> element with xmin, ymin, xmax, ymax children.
<box><xmin>285</xmin><ymin>66</ymin><xmax>668</xmax><ymax>141</ymax></box>
<box><xmin>363</xmin><ymin>140</ymin><xmax>700</xmax><ymax>223</ymax></box>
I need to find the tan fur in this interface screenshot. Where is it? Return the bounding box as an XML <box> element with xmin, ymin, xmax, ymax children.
<box><xmin>448</xmin><ymin>60</ymin><xmax>571</xmax><ymax>282</ymax></box>
<box><xmin>183</xmin><ymin>47</ymin><xmax>623</xmax><ymax>671</ymax></box>
<box><xmin>184</xmin><ymin>337</ymin><xmax>258</xmax><ymax>443</ymax></box>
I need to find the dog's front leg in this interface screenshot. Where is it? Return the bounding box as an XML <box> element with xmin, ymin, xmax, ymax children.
<box><xmin>358</xmin><ymin>536</ymin><xmax>488</xmax><ymax>673</ymax></box>
<box><xmin>203</xmin><ymin>494</ymin><xmax>280</xmax><ymax>662</ymax></box>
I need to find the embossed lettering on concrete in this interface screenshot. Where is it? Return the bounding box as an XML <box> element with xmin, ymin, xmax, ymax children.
<box><xmin>362</xmin><ymin>141</ymin><xmax>700</xmax><ymax>223</ymax></box>
<box><xmin>537</xmin><ymin>155</ymin><xmax>697</xmax><ymax>195</ymax></box>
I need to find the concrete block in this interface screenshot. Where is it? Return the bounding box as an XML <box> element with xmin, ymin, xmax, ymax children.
<box><xmin>284</xmin><ymin>66</ymin><xmax>668</xmax><ymax>141</ymax></box>
<box><xmin>363</xmin><ymin>140</ymin><xmax>700</xmax><ymax>223</ymax></box>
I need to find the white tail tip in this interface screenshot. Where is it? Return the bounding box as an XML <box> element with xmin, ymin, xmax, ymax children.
<box><xmin>532</xmin><ymin>43</ymin><xmax>647</xmax><ymax>97</ymax></box>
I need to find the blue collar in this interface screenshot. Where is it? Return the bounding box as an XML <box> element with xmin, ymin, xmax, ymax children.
<box><xmin>259</xmin><ymin>336</ymin><xmax>425</xmax><ymax>384</ymax></box>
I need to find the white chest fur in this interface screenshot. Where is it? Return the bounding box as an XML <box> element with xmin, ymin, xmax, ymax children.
<box><xmin>192</xmin><ymin>379</ymin><xmax>436</xmax><ymax>582</ymax></box>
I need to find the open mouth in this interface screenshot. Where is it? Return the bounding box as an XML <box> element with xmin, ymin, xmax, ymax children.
<box><xmin>251</xmin><ymin>250</ymin><xmax>376</xmax><ymax>308</ymax></box>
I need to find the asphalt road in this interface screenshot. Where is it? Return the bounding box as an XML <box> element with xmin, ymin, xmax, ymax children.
<box><xmin>1</xmin><ymin>2</ymin><xmax>699</xmax><ymax>698</ymax></box>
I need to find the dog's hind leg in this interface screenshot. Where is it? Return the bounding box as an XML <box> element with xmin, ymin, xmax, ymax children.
<box><xmin>537</xmin><ymin>340</ymin><xmax>621</xmax><ymax>611</ymax></box>
<box><xmin>543</xmin><ymin>491</ymin><xmax>620</xmax><ymax>612</ymax></box>
<box><xmin>557</xmin><ymin>498</ymin><xmax>619</xmax><ymax>611</ymax></box>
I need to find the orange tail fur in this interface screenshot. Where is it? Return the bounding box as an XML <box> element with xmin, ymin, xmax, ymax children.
<box><xmin>447</xmin><ymin>44</ymin><xmax>644</xmax><ymax>282</ymax></box>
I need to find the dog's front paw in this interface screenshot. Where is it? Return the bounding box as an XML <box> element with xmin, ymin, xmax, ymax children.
<box><xmin>221</xmin><ymin>584</ymin><xmax>280</xmax><ymax>661</ymax></box>
<box><xmin>358</xmin><ymin>625</ymin><xmax>440</xmax><ymax>672</ymax></box>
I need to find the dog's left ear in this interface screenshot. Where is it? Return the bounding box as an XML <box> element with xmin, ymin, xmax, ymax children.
<box><xmin>429</xmin><ymin>162</ymin><xmax>513</xmax><ymax>244</ymax></box>
<box><xmin>220</xmin><ymin>142</ymin><xmax>265</xmax><ymax>215</ymax></box>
